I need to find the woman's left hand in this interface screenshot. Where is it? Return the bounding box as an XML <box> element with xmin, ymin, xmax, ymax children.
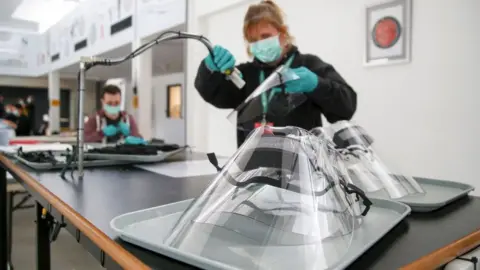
<box><xmin>284</xmin><ymin>67</ymin><xmax>319</xmax><ymax>93</ymax></box>
<box><xmin>124</xmin><ymin>136</ymin><xmax>147</xmax><ymax>145</ymax></box>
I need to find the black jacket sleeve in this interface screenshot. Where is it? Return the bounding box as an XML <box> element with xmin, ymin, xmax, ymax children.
<box><xmin>194</xmin><ymin>61</ymin><xmax>247</xmax><ymax>109</ymax></box>
<box><xmin>303</xmin><ymin>55</ymin><xmax>357</xmax><ymax>123</ymax></box>
<box><xmin>16</xmin><ymin>116</ymin><xmax>31</xmax><ymax>136</ymax></box>
<box><xmin>26</xmin><ymin>103</ymin><xmax>35</xmax><ymax>128</ymax></box>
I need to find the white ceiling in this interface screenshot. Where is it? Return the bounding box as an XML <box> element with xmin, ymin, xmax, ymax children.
<box><xmin>0</xmin><ymin>0</ymin><xmax>38</xmax><ymax>32</ymax></box>
<box><xmin>0</xmin><ymin>1</ymin><xmax>185</xmax><ymax>81</ymax></box>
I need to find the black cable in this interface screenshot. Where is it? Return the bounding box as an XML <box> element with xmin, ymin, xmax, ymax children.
<box><xmin>64</xmin><ymin>31</ymin><xmax>219</xmax><ymax>178</ymax></box>
<box><xmin>455</xmin><ymin>256</ymin><xmax>478</xmax><ymax>270</ymax></box>
<box><xmin>89</xmin><ymin>31</ymin><xmax>214</xmax><ymax>68</ymax></box>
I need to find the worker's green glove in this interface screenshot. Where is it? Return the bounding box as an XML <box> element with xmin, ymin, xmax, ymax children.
<box><xmin>118</xmin><ymin>121</ymin><xmax>130</xmax><ymax>136</ymax></box>
<box><xmin>284</xmin><ymin>67</ymin><xmax>319</xmax><ymax>93</ymax></box>
<box><xmin>102</xmin><ymin>125</ymin><xmax>118</xmax><ymax>137</ymax></box>
<box><xmin>204</xmin><ymin>45</ymin><xmax>236</xmax><ymax>73</ymax></box>
<box><xmin>124</xmin><ymin>136</ymin><xmax>147</xmax><ymax>145</ymax></box>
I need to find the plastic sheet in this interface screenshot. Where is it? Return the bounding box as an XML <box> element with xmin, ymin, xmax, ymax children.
<box><xmin>227</xmin><ymin>65</ymin><xmax>306</xmax><ymax>128</ymax></box>
<box><xmin>324</xmin><ymin>121</ymin><xmax>424</xmax><ymax>199</ymax></box>
<box><xmin>163</xmin><ymin>126</ymin><xmax>371</xmax><ymax>270</ymax></box>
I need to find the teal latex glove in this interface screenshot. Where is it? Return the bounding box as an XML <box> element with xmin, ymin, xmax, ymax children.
<box><xmin>118</xmin><ymin>121</ymin><xmax>130</xmax><ymax>136</ymax></box>
<box><xmin>284</xmin><ymin>67</ymin><xmax>319</xmax><ymax>93</ymax></box>
<box><xmin>204</xmin><ymin>45</ymin><xmax>236</xmax><ymax>73</ymax></box>
<box><xmin>124</xmin><ymin>136</ymin><xmax>147</xmax><ymax>145</ymax></box>
<box><xmin>102</xmin><ymin>125</ymin><xmax>118</xmax><ymax>137</ymax></box>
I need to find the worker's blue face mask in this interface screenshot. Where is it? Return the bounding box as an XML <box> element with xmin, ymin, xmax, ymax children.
<box><xmin>249</xmin><ymin>35</ymin><xmax>282</xmax><ymax>63</ymax></box>
<box><xmin>104</xmin><ymin>104</ymin><xmax>120</xmax><ymax>115</ymax></box>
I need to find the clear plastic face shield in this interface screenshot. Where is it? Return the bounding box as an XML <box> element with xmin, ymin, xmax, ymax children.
<box><xmin>324</xmin><ymin>121</ymin><xmax>424</xmax><ymax>199</ymax></box>
<box><xmin>227</xmin><ymin>65</ymin><xmax>307</xmax><ymax>130</ymax></box>
<box><xmin>163</xmin><ymin>126</ymin><xmax>371</xmax><ymax>270</ymax></box>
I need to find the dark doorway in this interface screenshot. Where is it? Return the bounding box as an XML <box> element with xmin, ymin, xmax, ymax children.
<box><xmin>0</xmin><ymin>86</ymin><xmax>71</xmax><ymax>132</ymax></box>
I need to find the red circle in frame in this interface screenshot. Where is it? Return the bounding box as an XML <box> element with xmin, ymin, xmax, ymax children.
<box><xmin>372</xmin><ymin>16</ymin><xmax>402</xmax><ymax>49</ymax></box>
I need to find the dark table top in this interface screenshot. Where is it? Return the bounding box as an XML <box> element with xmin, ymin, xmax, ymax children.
<box><xmin>11</xmin><ymin>152</ymin><xmax>480</xmax><ymax>270</ymax></box>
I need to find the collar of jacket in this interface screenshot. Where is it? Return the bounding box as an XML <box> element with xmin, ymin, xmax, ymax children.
<box><xmin>252</xmin><ymin>45</ymin><xmax>299</xmax><ymax>69</ymax></box>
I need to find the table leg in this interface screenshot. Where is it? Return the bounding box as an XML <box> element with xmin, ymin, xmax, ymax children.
<box><xmin>6</xmin><ymin>191</ymin><xmax>13</xmax><ymax>270</ymax></box>
<box><xmin>36</xmin><ymin>202</ymin><xmax>51</xmax><ymax>270</ymax></box>
<box><xmin>0</xmin><ymin>166</ymin><xmax>7</xmax><ymax>270</ymax></box>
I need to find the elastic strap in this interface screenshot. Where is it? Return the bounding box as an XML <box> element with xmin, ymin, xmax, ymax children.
<box><xmin>259</xmin><ymin>55</ymin><xmax>296</xmax><ymax>115</ymax></box>
<box><xmin>119</xmin><ymin>113</ymin><xmax>130</xmax><ymax>142</ymax></box>
<box><xmin>95</xmin><ymin>114</ymin><xmax>101</xmax><ymax>132</ymax></box>
<box><xmin>456</xmin><ymin>256</ymin><xmax>478</xmax><ymax>270</ymax></box>
<box><xmin>101</xmin><ymin>117</ymin><xmax>107</xmax><ymax>145</ymax></box>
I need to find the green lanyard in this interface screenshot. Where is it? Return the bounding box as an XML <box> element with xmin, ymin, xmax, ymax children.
<box><xmin>259</xmin><ymin>55</ymin><xmax>295</xmax><ymax>116</ymax></box>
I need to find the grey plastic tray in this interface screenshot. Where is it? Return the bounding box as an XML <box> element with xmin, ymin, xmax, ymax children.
<box><xmin>85</xmin><ymin>148</ymin><xmax>186</xmax><ymax>163</ymax></box>
<box><xmin>14</xmin><ymin>155</ymin><xmax>132</xmax><ymax>170</ymax></box>
<box><xmin>367</xmin><ymin>177</ymin><xmax>474</xmax><ymax>212</ymax></box>
<box><xmin>111</xmin><ymin>198</ymin><xmax>410</xmax><ymax>270</ymax></box>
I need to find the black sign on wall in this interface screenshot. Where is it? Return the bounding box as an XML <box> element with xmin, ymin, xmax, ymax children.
<box><xmin>110</xmin><ymin>16</ymin><xmax>132</xmax><ymax>36</ymax></box>
<box><xmin>51</xmin><ymin>53</ymin><xmax>60</xmax><ymax>62</ymax></box>
<box><xmin>74</xmin><ymin>39</ymin><xmax>88</xmax><ymax>51</ymax></box>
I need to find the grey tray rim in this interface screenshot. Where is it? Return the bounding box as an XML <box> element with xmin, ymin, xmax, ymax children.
<box><xmin>409</xmin><ymin>178</ymin><xmax>474</xmax><ymax>208</ymax></box>
<box><xmin>111</xmin><ymin>198</ymin><xmax>411</xmax><ymax>270</ymax></box>
<box><xmin>370</xmin><ymin>178</ymin><xmax>474</xmax><ymax>212</ymax></box>
<box><xmin>85</xmin><ymin>147</ymin><xmax>186</xmax><ymax>163</ymax></box>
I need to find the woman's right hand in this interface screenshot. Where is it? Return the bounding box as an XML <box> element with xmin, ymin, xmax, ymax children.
<box><xmin>204</xmin><ymin>45</ymin><xmax>236</xmax><ymax>73</ymax></box>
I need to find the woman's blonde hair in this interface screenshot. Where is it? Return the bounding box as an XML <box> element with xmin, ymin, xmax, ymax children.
<box><xmin>243</xmin><ymin>1</ymin><xmax>294</xmax><ymax>56</ymax></box>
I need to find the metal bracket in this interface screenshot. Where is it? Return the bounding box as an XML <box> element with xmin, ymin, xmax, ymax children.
<box><xmin>48</xmin><ymin>217</ymin><xmax>66</xmax><ymax>243</ymax></box>
<box><xmin>11</xmin><ymin>192</ymin><xmax>34</xmax><ymax>211</ymax></box>
<box><xmin>75</xmin><ymin>229</ymin><xmax>81</xmax><ymax>242</ymax></box>
<box><xmin>100</xmin><ymin>250</ymin><xmax>106</xmax><ymax>267</ymax></box>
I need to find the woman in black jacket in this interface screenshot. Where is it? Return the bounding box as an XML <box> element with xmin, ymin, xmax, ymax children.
<box><xmin>7</xmin><ymin>104</ymin><xmax>31</xmax><ymax>136</ymax></box>
<box><xmin>194</xmin><ymin>1</ymin><xmax>357</xmax><ymax>147</ymax></box>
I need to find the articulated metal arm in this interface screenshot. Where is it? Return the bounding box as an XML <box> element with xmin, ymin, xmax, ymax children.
<box><xmin>74</xmin><ymin>31</ymin><xmax>246</xmax><ymax>179</ymax></box>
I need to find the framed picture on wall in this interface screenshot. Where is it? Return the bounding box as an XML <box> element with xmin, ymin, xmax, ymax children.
<box><xmin>364</xmin><ymin>0</ymin><xmax>412</xmax><ymax>67</ymax></box>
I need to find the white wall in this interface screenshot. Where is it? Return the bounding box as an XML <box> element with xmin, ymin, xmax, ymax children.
<box><xmin>152</xmin><ymin>73</ymin><xmax>185</xmax><ymax>144</ymax></box>
<box><xmin>187</xmin><ymin>0</ymin><xmax>480</xmax><ymax>193</ymax></box>
<box><xmin>188</xmin><ymin>0</ymin><xmax>256</xmax><ymax>157</ymax></box>
<box><xmin>0</xmin><ymin>32</ymin><xmax>39</xmax><ymax>77</ymax></box>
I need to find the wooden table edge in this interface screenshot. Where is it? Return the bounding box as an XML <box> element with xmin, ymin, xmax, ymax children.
<box><xmin>0</xmin><ymin>155</ymin><xmax>151</xmax><ymax>270</ymax></box>
<box><xmin>4</xmin><ymin>154</ymin><xmax>480</xmax><ymax>270</ymax></box>
<box><xmin>400</xmin><ymin>227</ymin><xmax>480</xmax><ymax>269</ymax></box>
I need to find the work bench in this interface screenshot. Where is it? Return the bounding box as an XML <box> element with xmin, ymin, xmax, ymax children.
<box><xmin>1</xmin><ymin>151</ymin><xmax>479</xmax><ymax>269</ymax></box>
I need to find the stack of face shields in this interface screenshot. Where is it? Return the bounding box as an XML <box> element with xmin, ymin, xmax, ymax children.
<box><xmin>163</xmin><ymin>126</ymin><xmax>371</xmax><ymax>270</ymax></box>
<box><xmin>322</xmin><ymin>121</ymin><xmax>424</xmax><ymax>199</ymax></box>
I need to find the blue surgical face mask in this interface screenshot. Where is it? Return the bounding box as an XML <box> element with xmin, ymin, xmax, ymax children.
<box><xmin>249</xmin><ymin>35</ymin><xmax>282</xmax><ymax>63</ymax></box>
<box><xmin>104</xmin><ymin>104</ymin><xmax>121</xmax><ymax>115</ymax></box>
